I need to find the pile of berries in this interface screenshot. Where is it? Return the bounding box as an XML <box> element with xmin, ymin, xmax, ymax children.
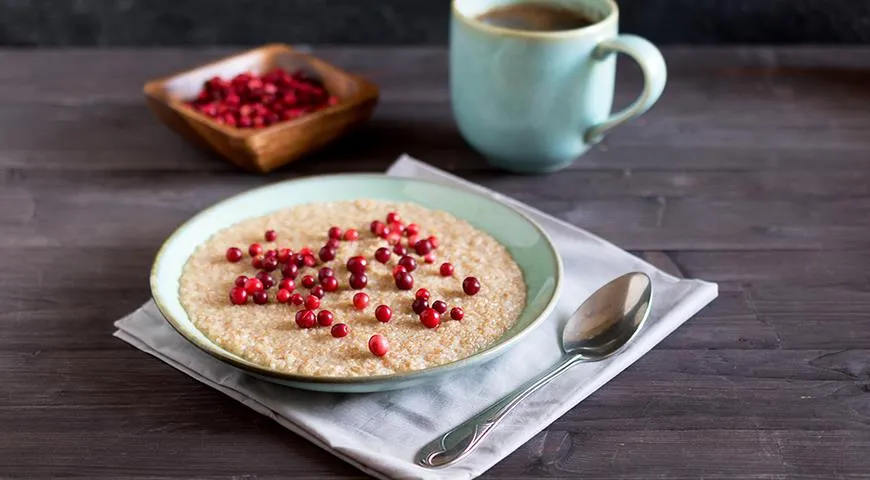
<box><xmin>186</xmin><ymin>68</ymin><xmax>338</xmax><ymax>129</ymax></box>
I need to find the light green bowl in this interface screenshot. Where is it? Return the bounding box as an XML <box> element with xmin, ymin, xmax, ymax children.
<box><xmin>150</xmin><ymin>174</ymin><xmax>562</xmax><ymax>392</ymax></box>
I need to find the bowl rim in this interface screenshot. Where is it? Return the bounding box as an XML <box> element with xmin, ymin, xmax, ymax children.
<box><xmin>150</xmin><ymin>173</ymin><xmax>563</xmax><ymax>386</ymax></box>
<box><xmin>142</xmin><ymin>43</ymin><xmax>380</xmax><ymax>141</ymax></box>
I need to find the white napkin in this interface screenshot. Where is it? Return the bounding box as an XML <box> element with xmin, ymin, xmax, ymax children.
<box><xmin>115</xmin><ymin>154</ymin><xmax>717</xmax><ymax>480</ymax></box>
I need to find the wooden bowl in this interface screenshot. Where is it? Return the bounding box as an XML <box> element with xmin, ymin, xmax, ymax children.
<box><xmin>143</xmin><ymin>44</ymin><xmax>379</xmax><ymax>173</ymax></box>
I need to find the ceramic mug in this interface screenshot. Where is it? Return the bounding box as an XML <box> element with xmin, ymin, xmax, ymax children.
<box><xmin>450</xmin><ymin>0</ymin><xmax>667</xmax><ymax>173</ymax></box>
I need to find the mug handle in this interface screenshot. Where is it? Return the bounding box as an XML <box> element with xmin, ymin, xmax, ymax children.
<box><xmin>584</xmin><ymin>35</ymin><xmax>667</xmax><ymax>144</ymax></box>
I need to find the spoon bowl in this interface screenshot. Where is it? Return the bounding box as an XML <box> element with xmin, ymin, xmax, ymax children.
<box><xmin>564</xmin><ymin>271</ymin><xmax>652</xmax><ymax>359</ymax></box>
<box><xmin>416</xmin><ymin>271</ymin><xmax>653</xmax><ymax>468</ymax></box>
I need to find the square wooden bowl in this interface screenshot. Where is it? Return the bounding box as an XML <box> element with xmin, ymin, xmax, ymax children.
<box><xmin>143</xmin><ymin>44</ymin><xmax>379</xmax><ymax>173</ymax></box>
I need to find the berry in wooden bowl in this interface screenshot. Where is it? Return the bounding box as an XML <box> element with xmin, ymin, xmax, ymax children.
<box><xmin>143</xmin><ymin>44</ymin><xmax>379</xmax><ymax>173</ymax></box>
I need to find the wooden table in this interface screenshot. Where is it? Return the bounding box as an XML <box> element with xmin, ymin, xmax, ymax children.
<box><xmin>2</xmin><ymin>47</ymin><xmax>869</xmax><ymax>478</ymax></box>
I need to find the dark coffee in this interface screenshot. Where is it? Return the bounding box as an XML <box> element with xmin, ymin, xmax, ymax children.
<box><xmin>476</xmin><ymin>2</ymin><xmax>596</xmax><ymax>32</ymax></box>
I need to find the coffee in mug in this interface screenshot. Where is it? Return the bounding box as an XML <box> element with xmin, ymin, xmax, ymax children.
<box><xmin>476</xmin><ymin>2</ymin><xmax>596</xmax><ymax>32</ymax></box>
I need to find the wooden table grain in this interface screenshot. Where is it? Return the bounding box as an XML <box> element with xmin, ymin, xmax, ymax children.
<box><xmin>1</xmin><ymin>47</ymin><xmax>869</xmax><ymax>479</ymax></box>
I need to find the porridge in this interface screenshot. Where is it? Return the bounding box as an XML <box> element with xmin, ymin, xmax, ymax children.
<box><xmin>179</xmin><ymin>200</ymin><xmax>526</xmax><ymax>377</ymax></box>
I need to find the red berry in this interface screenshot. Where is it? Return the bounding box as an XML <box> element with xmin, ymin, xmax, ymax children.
<box><xmin>255</xmin><ymin>271</ymin><xmax>275</xmax><ymax>289</ymax></box>
<box><xmin>321</xmin><ymin>276</ymin><xmax>339</xmax><ymax>292</ymax></box>
<box><xmin>423</xmin><ymin>253</ymin><xmax>436</xmax><ymax>264</ymax></box>
<box><xmin>414</xmin><ymin>239</ymin><xmax>433</xmax><ymax>256</ymax></box>
<box><xmin>277</xmin><ymin>248</ymin><xmax>293</xmax><ymax>263</ymax></box>
<box><xmin>301</xmin><ymin>275</ymin><xmax>316</xmax><ymax>288</ymax></box>
<box><xmin>226</xmin><ymin>247</ymin><xmax>243</xmax><ymax>263</ymax></box>
<box><xmin>405</xmin><ymin>223</ymin><xmax>420</xmax><ymax>237</ymax></box>
<box><xmin>386</xmin><ymin>212</ymin><xmax>401</xmax><ymax>224</ymax></box>
<box><xmin>299</xmin><ymin>247</ymin><xmax>313</xmax><ymax>256</ymax></box>
<box><xmin>395</xmin><ymin>272</ymin><xmax>414</xmax><ymax>290</ymax></box>
<box><xmin>303</xmin><ymin>254</ymin><xmax>317</xmax><ymax>267</ymax></box>
<box><xmin>264</xmin><ymin>249</ymin><xmax>277</xmax><ymax>259</ymax></box>
<box><xmin>450</xmin><ymin>307</ymin><xmax>465</xmax><ymax>320</ymax></box>
<box><xmin>349</xmin><ymin>273</ymin><xmax>368</xmax><ymax>290</ymax></box>
<box><xmin>326</xmin><ymin>238</ymin><xmax>340</xmax><ymax>249</ymax></box>
<box><xmin>393</xmin><ymin>244</ymin><xmax>407</xmax><ymax>256</ymax></box>
<box><xmin>251</xmin><ymin>255</ymin><xmax>264</xmax><ymax>269</ymax></box>
<box><xmin>428</xmin><ymin>236</ymin><xmax>439</xmax><ymax>249</ymax></box>
<box><xmin>343</xmin><ymin>229</ymin><xmax>359</xmax><ymax>241</ymax></box>
<box><xmin>432</xmin><ymin>300</ymin><xmax>448</xmax><ymax>314</ymax></box>
<box><xmin>375</xmin><ymin>247</ymin><xmax>391</xmax><ymax>264</ymax></box>
<box><xmin>331</xmin><ymin>323</ymin><xmax>349</xmax><ymax>338</ymax></box>
<box><xmin>353</xmin><ymin>292</ymin><xmax>370</xmax><ymax>310</ymax></box>
<box><xmin>304</xmin><ymin>294</ymin><xmax>320</xmax><ymax>309</ymax></box>
<box><xmin>375</xmin><ymin>305</ymin><xmax>392</xmax><ymax>323</ymax></box>
<box><xmin>279</xmin><ymin>278</ymin><xmax>295</xmax><ymax>292</ymax></box>
<box><xmin>440</xmin><ymin>263</ymin><xmax>454</xmax><ymax>277</ymax></box>
<box><xmin>311</xmin><ymin>285</ymin><xmax>325</xmax><ymax>298</ymax></box>
<box><xmin>407</xmin><ymin>235</ymin><xmax>420</xmax><ymax>247</ymax></box>
<box><xmin>328</xmin><ymin>226</ymin><xmax>343</xmax><ymax>239</ymax></box>
<box><xmin>262</xmin><ymin>256</ymin><xmax>279</xmax><ymax>272</ymax></box>
<box><xmin>346</xmin><ymin>256</ymin><xmax>367</xmax><ymax>274</ymax></box>
<box><xmin>390</xmin><ymin>222</ymin><xmax>405</xmax><ymax>235</ymax></box>
<box><xmin>249</xmin><ymin>243</ymin><xmax>263</xmax><ymax>257</ymax></box>
<box><xmin>234</xmin><ymin>275</ymin><xmax>249</xmax><ymax>288</ymax></box>
<box><xmin>276</xmin><ymin>289</ymin><xmax>292</xmax><ymax>303</ymax></box>
<box><xmin>318</xmin><ymin>267</ymin><xmax>335</xmax><ymax>281</ymax></box>
<box><xmin>420</xmin><ymin>308</ymin><xmax>441</xmax><ymax>329</ymax></box>
<box><xmin>295</xmin><ymin>309</ymin><xmax>316</xmax><ymax>328</ymax></box>
<box><xmin>415</xmin><ymin>288</ymin><xmax>430</xmax><ymax>300</ymax></box>
<box><xmin>290</xmin><ymin>293</ymin><xmax>304</xmax><ymax>306</ymax></box>
<box><xmin>368</xmin><ymin>334</ymin><xmax>389</xmax><ymax>356</ymax></box>
<box><xmin>282</xmin><ymin>263</ymin><xmax>299</xmax><ymax>279</ymax></box>
<box><xmin>317</xmin><ymin>310</ymin><xmax>334</xmax><ymax>327</ymax></box>
<box><xmin>370</xmin><ymin>220</ymin><xmax>385</xmax><ymax>236</ymax></box>
<box><xmin>264</xmin><ymin>230</ymin><xmax>277</xmax><ymax>242</ymax></box>
<box><xmin>399</xmin><ymin>255</ymin><xmax>417</xmax><ymax>272</ymax></box>
<box><xmin>244</xmin><ymin>278</ymin><xmax>264</xmax><ymax>294</ymax></box>
<box><xmin>292</xmin><ymin>253</ymin><xmax>306</xmax><ymax>267</ymax></box>
<box><xmin>386</xmin><ymin>232</ymin><xmax>401</xmax><ymax>245</ymax></box>
<box><xmin>253</xmin><ymin>291</ymin><xmax>268</xmax><ymax>305</ymax></box>
<box><xmin>463</xmin><ymin>277</ymin><xmax>481</xmax><ymax>295</ymax></box>
<box><xmin>392</xmin><ymin>265</ymin><xmax>407</xmax><ymax>278</ymax></box>
<box><xmin>229</xmin><ymin>287</ymin><xmax>248</xmax><ymax>305</ymax></box>
<box><xmin>412</xmin><ymin>298</ymin><xmax>429</xmax><ymax>314</ymax></box>
<box><xmin>319</xmin><ymin>246</ymin><xmax>336</xmax><ymax>262</ymax></box>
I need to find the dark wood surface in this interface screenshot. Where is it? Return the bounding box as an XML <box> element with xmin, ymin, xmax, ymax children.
<box><xmin>1</xmin><ymin>47</ymin><xmax>869</xmax><ymax>479</ymax></box>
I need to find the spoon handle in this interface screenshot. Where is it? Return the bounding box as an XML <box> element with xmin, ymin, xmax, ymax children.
<box><xmin>415</xmin><ymin>355</ymin><xmax>579</xmax><ymax>468</ymax></box>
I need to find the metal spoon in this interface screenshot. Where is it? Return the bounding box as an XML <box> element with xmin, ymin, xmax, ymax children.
<box><xmin>416</xmin><ymin>271</ymin><xmax>653</xmax><ymax>468</ymax></box>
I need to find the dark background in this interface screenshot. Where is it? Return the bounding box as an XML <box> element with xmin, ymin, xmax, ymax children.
<box><xmin>2</xmin><ymin>0</ymin><xmax>870</xmax><ymax>46</ymax></box>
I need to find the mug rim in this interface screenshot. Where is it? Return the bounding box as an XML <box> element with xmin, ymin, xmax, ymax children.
<box><xmin>451</xmin><ymin>0</ymin><xmax>619</xmax><ymax>39</ymax></box>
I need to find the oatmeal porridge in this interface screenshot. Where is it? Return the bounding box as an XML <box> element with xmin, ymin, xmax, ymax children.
<box><xmin>179</xmin><ymin>200</ymin><xmax>526</xmax><ymax>377</ymax></box>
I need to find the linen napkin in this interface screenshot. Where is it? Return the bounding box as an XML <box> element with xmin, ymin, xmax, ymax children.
<box><xmin>114</xmin><ymin>154</ymin><xmax>718</xmax><ymax>480</ymax></box>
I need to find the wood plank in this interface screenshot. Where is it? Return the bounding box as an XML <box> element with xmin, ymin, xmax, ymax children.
<box><xmin>3</xmin><ymin>171</ymin><xmax>870</xmax><ymax>250</ymax></box>
<box><xmin>1</xmin><ymin>346</ymin><xmax>868</xmax><ymax>477</ymax></box>
<box><xmin>492</xmin><ymin>429</ymin><xmax>870</xmax><ymax>479</ymax></box>
<box><xmin>672</xmin><ymin>251</ymin><xmax>870</xmax><ymax>286</ymax></box>
<box><xmin>0</xmin><ymin>286</ymin><xmax>771</xmax><ymax>351</ymax></box>
<box><xmin>1</xmin><ymin>48</ymin><xmax>870</xmax><ymax>174</ymax></box>
<box><xmin>12</xmin><ymin>166</ymin><xmax>869</xmax><ymax>200</ymax></box>
<box><xmin>4</xmin><ymin>349</ymin><xmax>868</xmax><ymax>429</ymax></box>
<box><xmin>2</xmin><ymin>251</ymin><xmax>869</xmax><ymax>353</ymax></box>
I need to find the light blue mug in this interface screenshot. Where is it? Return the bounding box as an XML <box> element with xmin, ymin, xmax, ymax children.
<box><xmin>451</xmin><ymin>0</ymin><xmax>667</xmax><ymax>173</ymax></box>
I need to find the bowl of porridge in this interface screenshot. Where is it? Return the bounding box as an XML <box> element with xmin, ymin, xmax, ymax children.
<box><xmin>151</xmin><ymin>174</ymin><xmax>562</xmax><ymax>392</ymax></box>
